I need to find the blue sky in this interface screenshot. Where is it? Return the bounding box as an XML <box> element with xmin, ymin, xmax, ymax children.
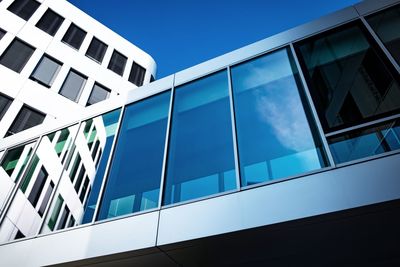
<box><xmin>68</xmin><ymin>0</ymin><xmax>360</xmax><ymax>78</ymax></box>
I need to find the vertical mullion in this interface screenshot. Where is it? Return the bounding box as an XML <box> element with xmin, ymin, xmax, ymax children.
<box><xmin>158</xmin><ymin>74</ymin><xmax>176</xmax><ymax>208</ymax></box>
<box><xmin>289</xmin><ymin>43</ymin><xmax>336</xmax><ymax>167</ymax></box>
<box><xmin>0</xmin><ymin>138</ymin><xmax>42</xmax><ymax>225</ymax></box>
<box><xmin>91</xmin><ymin>106</ymin><xmax>126</xmax><ymax>223</ymax></box>
<box><xmin>360</xmin><ymin>16</ymin><xmax>400</xmax><ymax>75</ymax></box>
<box><xmin>226</xmin><ymin>66</ymin><xmax>242</xmax><ymax>190</ymax></box>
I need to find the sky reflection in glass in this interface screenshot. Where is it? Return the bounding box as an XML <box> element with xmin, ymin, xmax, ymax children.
<box><xmin>231</xmin><ymin>48</ymin><xmax>328</xmax><ymax>186</ymax></box>
<box><xmin>164</xmin><ymin>71</ymin><xmax>236</xmax><ymax>205</ymax></box>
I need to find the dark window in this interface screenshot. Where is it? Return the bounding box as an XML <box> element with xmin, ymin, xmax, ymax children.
<box><xmin>295</xmin><ymin>23</ymin><xmax>400</xmax><ymax>133</ymax></box>
<box><xmin>91</xmin><ymin>140</ymin><xmax>100</xmax><ymax>160</ymax></box>
<box><xmin>36</xmin><ymin>9</ymin><xmax>64</xmax><ymax>36</ymax></box>
<box><xmin>74</xmin><ymin>165</ymin><xmax>85</xmax><ymax>193</ymax></box>
<box><xmin>61</xmin><ymin>23</ymin><xmax>86</xmax><ymax>50</ymax></box>
<box><xmin>86</xmin><ymin>83</ymin><xmax>110</xmax><ymax>106</ymax></box>
<box><xmin>0</xmin><ymin>28</ymin><xmax>6</xmax><ymax>40</ymax></box>
<box><xmin>67</xmin><ymin>216</ymin><xmax>75</xmax><ymax>228</ymax></box>
<box><xmin>69</xmin><ymin>154</ymin><xmax>81</xmax><ymax>181</ymax></box>
<box><xmin>107</xmin><ymin>50</ymin><xmax>127</xmax><ymax>76</ymax></box>
<box><xmin>7</xmin><ymin>0</ymin><xmax>40</xmax><ymax>21</ymax></box>
<box><xmin>150</xmin><ymin>75</ymin><xmax>155</xmax><ymax>83</ymax></box>
<box><xmin>59</xmin><ymin>70</ymin><xmax>87</xmax><ymax>102</ymax></box>
<box><xmin>128</xmin><ymin>62</ymin><xmax>146</xmax><ymax>86</ymax></box>
<box><xmin>0</xmin><ymin>39</ymin><xmax>35</xmax><ymax>73</ymax></box>
<box><xmin>85</xmin><ymin>37</ymin><xmax>107</xmax><ymax>63</ymax></box>
<box><xmin>48</xmin><ymin>195</ymin><xmax>63</xmax><ymax>231</ymax></box>
<box><xmin>0</xmin><ymin>93</ymin><xmax>12</xmax><ymax>121</ymax></box>
<box><xmin>27</xmin><ymin>166</ymin><xmax>48</xmax><ymax>207</ymax></box>
<box><xmin>14</xmin><ymin>230</ymin><xmax>25</xmax><ymax>240</ymax></box>
<box><xmin>79</xmin><ymin>177</ymin><xmax>89</xmax><ymax>203</ymax></box>
<box><xmin>38</xmin><ymin>181</ymin><xmax>54</xmax><ymax>216</ymax></box>
<box><xmin>30</xmin><ymin>55</ymin><xmax>62</xmax><ymax>87</ymax></box>
<box><xmin>6</xmin><ymin>105</ymin><xmax>45</xmax><ymax>136</ymax></box>
<box><xmin>56</xmin><ymin>205</ymin><xmax>70</xmax><ymax>230</ymax></box>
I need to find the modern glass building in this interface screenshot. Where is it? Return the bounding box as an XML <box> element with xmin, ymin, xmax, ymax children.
<box><xmin>0</xmin><ymin>0</ymin><xmax>400</xmax><ymax>266</ymax></box>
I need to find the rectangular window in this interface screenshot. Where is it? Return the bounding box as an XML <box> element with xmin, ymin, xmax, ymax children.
<box><xmin>61</xmin><ymin>23</ymin><xmax>87</xmax><ymax>50</ymax></box>
<box><xmin>36</xmin><ymin>9</ymin><xmax>64</xmax><ymax>36</ymax></box>
<box><xmin>97</xmin><ymin>93</ymin><xmax>170</xmax><ymax>220</ymax></box>
<box><xmin>295</xmin><ymin>22</ymin><xmax>400</xmax><ymax>133</ymax></box>
<box><xmin>59</xmin><ymin>70</ymin><xmax>87</xmax><ymax>102</ymax></box>
<box><xmin>85</xmin><ymin>37</ymin><xmax>107</xmax><ymax>63</ymax></box>
<box><xmin>38</xmin><ymin>181</ymin><xmax>54</xmax><ymax>216</ymax></box>
<box><xmin>163</xmin><ymin>71</ymin><xmax>236</xmax><ymax>205</ymax></box>
<box><xmin>6</xmin><ymin>105</ymin><xmax>45</xmax><ymax>136</ymax></box>
<box><xmin>7</xmin><ymin>0</ymin><xmax>40</xmax><ymax>21</ymax></box>
<box><xmin>56</xmin><ymin>206</ymin><xmax>70</xmax><ymax>230</ymax></box>
<box><xmin>128</xmin><ymin>61</ymin><xmax>146</xmax><ymax>86</ymax></box>
<box><xmin>231</xmin><ymin>48</ymin><xmax>328</xmax><ymax>186</ymax></box>
<box><xmin>30</xmin><ymin>55</ymin><xmax>62</xmax><ymax>87</ymax></box>
<box><xmin>69</xmin><ymin>154</ymin><xmax>81</xmax><ymax>182</ymax></box>
<box><xmin>79</xmin><ymin>177</ymin><xmax>89</xmax><ymax>203</ymax></box>
<box><xmin>329</xmin><ymin>120</ymin><xmax>400</xmax><ymax>164</ymax></box>
<box><xmin>0</xmin><ymin>39</ymin><xmax>35</xmax><ymax>73</ymax></box>
<box><xmin>0</xmin><ymin>28</ymin><xmax>6</xmax><ymax>40</ymax></box>
<box><xmin>27</xmin><ymin>166</ymin><xmax>48</xmax><ymax>207</ymax></box>
<box><xmin>48</xmin><ymin>195</ymin><xmax>63</xmax><ymax>231</ymax></box>
<box><xmin>107</xmin><ymin>50</ymin><xmax>127</xmax><ymax>76</ymax></box>
<box><xmin>74</xmin><ymin>165</ymin><xmax>85</xmax><ymax>193</ymax></box>
<box><xmin>0</xmin><ymin>93</ymin><xmax>12</xmax><ymax>121</ymax></box>
<box><xmin>20</xmin><ymin>154</ymin><xmax>39</xmax><ymax>193</ymax></box>
<box><xmin>86</xmin><ymin>83</ymin><xmax>110</xmax><ymax>106</ymax></box>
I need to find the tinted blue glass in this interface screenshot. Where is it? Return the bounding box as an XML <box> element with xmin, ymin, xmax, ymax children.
<box><xmin>81</xmin><ymin>109</ymin><xmax>120</xmax><ymax>224</ymax></box>
<box><xmin>97</xmin><ymin>92</ymin><xmax>170</xmax><ymax>220</ymax></box>
<box><xmin>231</xmin><ymin>48</ymin><xmax>328</xmax><ymax>186</ymax></box>
<box><xmin>164</xmin><ymin>71</ymin><xmax>236</xmax><ymax>205</ymax></box>
<box><xmin>329</xmin><ymin>120</ymin><xmax>400</xmax><ymax>164</ymax></box>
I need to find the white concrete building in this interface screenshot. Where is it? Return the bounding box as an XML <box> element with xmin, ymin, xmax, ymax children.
<box><xmin>0</xmin><ymin>0</ymin><xmax>156</xmax><ymax>139</ymax></box>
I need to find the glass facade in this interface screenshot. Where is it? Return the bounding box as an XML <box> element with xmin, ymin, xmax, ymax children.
<box><xmin>367</xmin><ymin>4</ymin><xmax>400</xmax><ymax>65</ymax></box>
<box><xmin>164</xmin><ymin>71</ymin><xmax>236</xmax><ymax>205</ymax></box>
<box><xmin>295</xmin><ymin>23</ymin><xmax>400</xmax><ymax>133</ymax></box>
<box><xmin>1</xmin><ymin>2</ymin><xmax>400</xmax><ymax>245</ymax></box>
<box><xmin>98</xmin><ymin>93</ymin><xmax>170</xmax><ymax>220</ymax></box>
<box><xmin>231</xmin><ymin>48</ymin><xmax>328</xmax><ymax>186</ymax></box>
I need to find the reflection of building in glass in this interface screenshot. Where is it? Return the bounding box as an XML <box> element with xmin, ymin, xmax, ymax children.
<box><xmin>1</xmin><ymin>0</ymin><xmax>400</xmax><ymax>266</ymax></box>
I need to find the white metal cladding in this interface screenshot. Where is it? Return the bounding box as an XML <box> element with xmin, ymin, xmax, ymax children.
<box><xmin>0</xmin><ymin>0</ymin><xmax>400</xmax><ymax>265</ymax></box>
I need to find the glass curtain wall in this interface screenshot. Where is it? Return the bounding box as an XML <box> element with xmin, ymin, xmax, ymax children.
<box><xmin>231</xmin><ymin>48</ymin><xmax>328</xmax><ymax>186</ymax></box>
<box><xmin>97</xmin><ymin>92</ymin><xmax>170</xmax><ymax>220</ymax></box>
<box><xmin>163</xmin><ymin>71</ymin><xmax>237</xmax><ymax>205</ymax></box>
<box><xmin>41</xmin><ymin>109</ymin><xmax>121</xmax><ymax>232</ymax></box>
<box><xmin>295</xmin><ymin>22</ymin><xmax>400</xmax><ymax>163</ymax></box>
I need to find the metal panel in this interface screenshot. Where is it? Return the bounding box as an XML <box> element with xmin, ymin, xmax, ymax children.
<box><xmin>157</xmin><ymin>153</ymin><xmax>400</xmax><ymax>246</ymax></box>
<box><xmin>0</xmin><ymin>211</ymin><xmax>159</xmax><ymax>267</ymax></box>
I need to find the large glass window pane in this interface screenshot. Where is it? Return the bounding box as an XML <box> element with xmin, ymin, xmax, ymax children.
<box><xmin>6</xmin><ymin>105</ymin><xmax>45</xmax><ymax>137</ymax></box>
<box><xmin>231</xmin><ymin>48</ymin><xmax>327</xmax><ymax>187</ymax></box>
<box><xmin>329</xmin><ymin>120</ymin><xmax>400</xmax><ymax>164</ymax></box>
<box><xmin>35</xmin><ymin>9</ymin><xmax>64</xmax><ymax>36</ymax></box>
<box><xmin>367</xmin><ymin>4</ymin><xmax>400</xmax><ymax>65</ymax></box>
<box><xmin>27</xmin><ymin>166</ymin><xmax>48</xmax><ymax>207</ymax></box>
<box><xmin>0</xmin><ymin>93</ymin><xmax>12</xmax><ymax>121</ymax></box>
<box><xmin>61</xmin><ymin>23</ymin><xmax>87</xmax><ymax>50</ymax></box>
<box><xmin>86</xmin><ymin>83</ymin><xmax>110</xmax><ymax>106</ymax></box>
<box><xmin>85</xmin><ymin>37</ymin><xmax>107</xmax><ymax>63</ymax></box>
<box><xmin>164</xmin><ymin>71</ymin><xmax>236</xmax><ymax>205</ymax></box>
<box><xmin>30</xmin><ymin>55</ymin><xmax>62</xmax><ymax>87</ymax></box>
<box><xmin>59</xmin><ymin>70</ymin><xmax>87</xmax><ymax>102</ymax></box>
<box><xmin>128</xmin><ymin>61</ymin><xmax>146</xmax><ymax>86</ymax></box>
<box><xmin>7</xmin><ymin>0</ymin><xmax>40</xmax><ymax>21</ymax></box>
<box><xmin>97</xmin><ymin>93</ymin><xmax>170</xmax><ymax>220</ymax></box>
<box><xmin>107</xmin><ymin>50</ymin><xmax>127</xmax><ymax>76</ymax></box>
<box><xmin>295</xmin><ymin>23</ymin><xmax>400</xmax><ymax>132</ymax></box>
<box><xmin>0</xmin><ymin>39</ymin><xmax>35</xmax><ymax>73</ymax></box>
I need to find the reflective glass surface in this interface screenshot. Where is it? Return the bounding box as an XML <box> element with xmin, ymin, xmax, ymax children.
<box><xmin>164</xmin><ymin>71</ymin><xmax>236</xmax><ymax>205</ymax></box>
<box><xmin>98</xmin><ymin>93</ymin><xmax>170</xmax><ymax>220</ymax></box>
<box><xmin>231</xmin><ymin>48</ymin><xmax>327</xmax><ymax>186</ymax></box>
<box><xmin>85</xmin><ymin>37</ymin><xmax>108</xmax><ymax>63</ymax></box>
<box><xmin>367</xmin><ymin>4</ymin><xmax>400</xmax><ymax>65</ymax></box>
<box><xmin>0</xmin><ymin>93</ymin><xmax>12</xmax><ymax>121</ymax></box>
<box><xmin>6</xmin><ymin>105</ymin><xmax>45</xmax><ymax>136</ymax></box>
<box><xmin>62</xmin><ymin>24</ymin><xmax>87</xmax><ymax>50</ymax></box>
<box><xmin>0</xmin><ymin>39</ymin><xmax>35</xmax><ymax>73</ymax></box>
<box><xmin>107</xmin><ymin>50</ymin><xmax>127</xmax><ymax>76</ymax></box>
<box><xmin>30</xmin><ymin>55</ymin><xmax>62</xmax><ymax>87</ymax></box>
<box><xmin>329</xmin><ymin>120</ymin><xmax>400</xmax><ymax>164</ymax></box>
<box><xmin>59</xmin><ymin>70</ymin><xmax>87</xmax><ymax>102</ymax></box>
<box><xmin>7</xmin><ymin>0</ymin><xmax>40</xmax><ymax>21</ymax></box>
<box><xmin>36</xmin><ymin>9</ymin><xmax>64</xmax><ymax>36</ymax></box>
<box><xmin>296</xmin><ymin>23</ymin><xmax>400</xmax><ymax>132</ymax></box>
